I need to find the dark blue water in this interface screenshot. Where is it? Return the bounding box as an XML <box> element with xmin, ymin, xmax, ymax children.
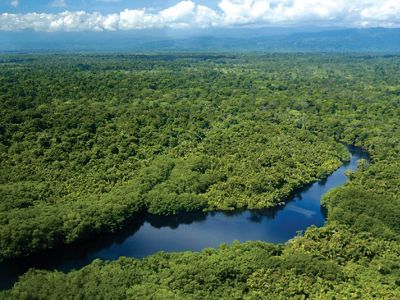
<box><xmin>0</xmin><ymin>146</ymin><xmax>369</xmax><ymax>290</ymax></box>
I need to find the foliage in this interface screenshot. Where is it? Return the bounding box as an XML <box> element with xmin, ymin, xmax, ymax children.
<box><xmin>1</xmin><ymin>53</ymin><xmax>400</xmax><ymax>298</ymax></box>
<box><xmin>0</xmin><ymin>54</ymin><xmax>349</xmax><ymax>259</ymax></box>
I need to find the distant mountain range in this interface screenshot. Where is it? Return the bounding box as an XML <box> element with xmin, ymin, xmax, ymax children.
<box><xmin>1</xmin><ymin>28</ymin><xmax>400</xmax><ymax>52</ymax></box>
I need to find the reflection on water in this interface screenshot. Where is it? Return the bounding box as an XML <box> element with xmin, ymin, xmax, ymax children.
<box><xmin>0</xmin><ymin>146</ymin><xmax>369</xmax><ymax>290</ymax></box>
<box><xmin>146</xmin><ymin>211</ymin><xmax>208</xmax><ymax>229</ymax></box>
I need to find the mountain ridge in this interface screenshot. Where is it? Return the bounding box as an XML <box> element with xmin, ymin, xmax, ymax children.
<box><xmin>1</xmin><ymin>28</ymin><xmax>400</xmax><ymax>52</ymax></box>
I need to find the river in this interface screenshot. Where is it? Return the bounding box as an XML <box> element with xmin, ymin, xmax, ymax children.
<box><xmin>0</xmin><ymin>145</ymin><xmax>369</xmax><ymax>290</ymax></box>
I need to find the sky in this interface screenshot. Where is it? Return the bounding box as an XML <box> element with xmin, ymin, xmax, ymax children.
<box><xmin>1</xmin><ymin>0</ymin><xmax>400</xmax><ymax>32</ymax></box>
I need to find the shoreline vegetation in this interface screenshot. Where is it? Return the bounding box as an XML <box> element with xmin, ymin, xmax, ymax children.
<box><xmin>1</xmin><ymin>53</ymin><xmax>399</xmax><ymax>298</ymax></box>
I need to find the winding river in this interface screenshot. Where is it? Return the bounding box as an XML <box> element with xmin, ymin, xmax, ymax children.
<box><xmin>0</xmin><ymin>146</ymin><xmax>369</xmax><ymax>290</ymax></box>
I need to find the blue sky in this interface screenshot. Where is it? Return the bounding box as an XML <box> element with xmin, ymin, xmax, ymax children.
<box><xmin>0</xmin><ymin>1</ymin><xmax>219</xmax><ymax>13</ymax></box>
<box><xmin>1</xmin><ymin>1</ymin><xmax>400</xmax><ymax>32</ymax></box>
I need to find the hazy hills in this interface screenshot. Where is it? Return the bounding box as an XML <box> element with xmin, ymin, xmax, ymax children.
<box><xmin>1</xmin><ymin>28</ymin><xmax>400</xmax><ymax>52</ymax></box>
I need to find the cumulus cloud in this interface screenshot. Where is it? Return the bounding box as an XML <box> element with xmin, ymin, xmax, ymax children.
<box><xmin>360</xmin><ymin>0</ymin><xmax>400</xmax><ymax>27</ymax></box>
<box><xmin>159</xmin><ymin>1</ymin><xmax>195</xmax><ymax>23</ymax></box>
<box><xmin>218</xmin><ymin>0</ymin><xmax>356</xmax><ymax>26</ymax></box>
<box><xmin>1</xmin><ymin>0</ymin><xmax>400</xmax><ymax>32</ymax></box>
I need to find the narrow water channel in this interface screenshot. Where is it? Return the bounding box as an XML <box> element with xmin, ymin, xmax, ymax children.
<box><xmin>0</xmin><ymin>145</ymin><xmax>369</xmax><ymax>290</ymax></box>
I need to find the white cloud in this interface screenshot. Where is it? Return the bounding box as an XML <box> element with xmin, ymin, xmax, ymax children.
<box><xmin>10</xmin><ymin>0</ymin><xmax>19</xmax><ymax>8</ymax></box>
<box><xmin>218</xmin><ymin>0</ymin><xmax>363</xmax><ymax>26</ymax></box>
<box><xmin>360</xmin><ymin>0</ymin><xmax>400</xmax><ymax>27</ymax></box>
<box><xmin>160</xmin><ymin>1</ymin><xmax>195</xmax><ymax>22</ymax></box>
<box><xmin>196</xmin><ymin>5</ymin><xmax>223</xmax><ymax>27</ymax></box>
<box><xmin>1</xmin><ymin>0</ymin><xmax>400</xmax><ymax>32</ymax></box>
<box><xmin>51</xmin><ymin>0</ymin><xmax>67</xmax><ymax>8</ymax></box>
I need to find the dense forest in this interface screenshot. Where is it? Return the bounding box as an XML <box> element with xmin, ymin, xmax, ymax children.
<box><xmin>0</xmin><ymin>54</ymin><xmax>399</xmax><ymax>299</ymax></box>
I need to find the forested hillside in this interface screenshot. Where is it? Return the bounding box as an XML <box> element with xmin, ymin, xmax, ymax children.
<box><xmin>1</xmin><ymin>54</ymin><xmax>399</xmax><ymax>299</ymax></box>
